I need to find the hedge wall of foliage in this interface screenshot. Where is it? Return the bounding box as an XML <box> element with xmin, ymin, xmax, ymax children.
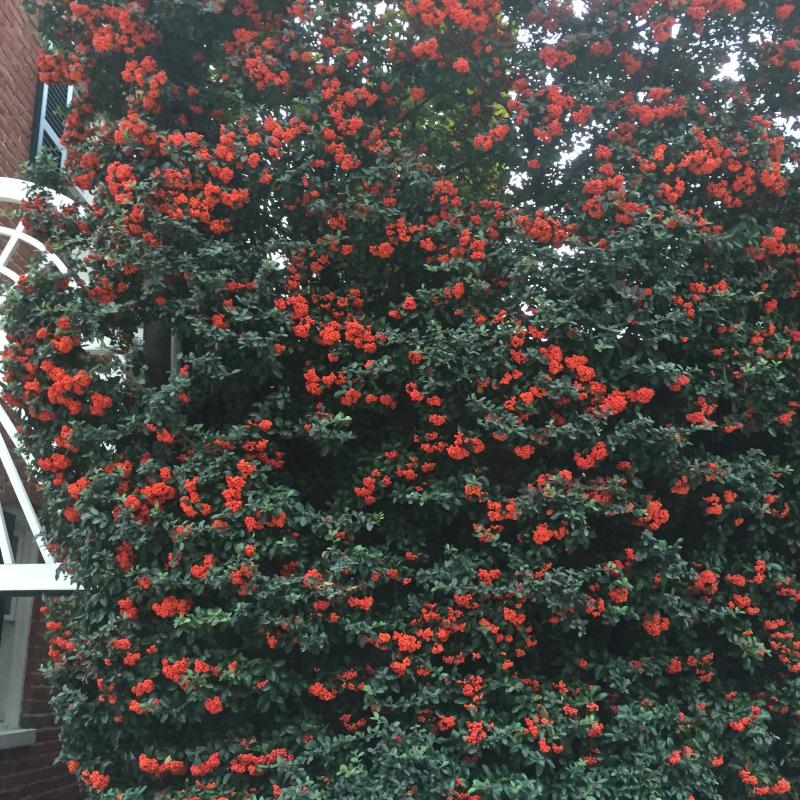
<box><xmin>4</xmin><ymin>0</ymin><xmax>800</xmax><ymax>797</ymax></box>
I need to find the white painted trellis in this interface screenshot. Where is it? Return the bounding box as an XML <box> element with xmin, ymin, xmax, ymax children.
<box><xmin>0</xmin><ymin>177</ymin><xmax>76</xmax><ymax>593</ymax></box>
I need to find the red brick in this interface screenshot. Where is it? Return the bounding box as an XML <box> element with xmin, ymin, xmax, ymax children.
<box><xmin>0</xmin><ymin>0</ymin><xmax>39</xmax><ymax>177</ymax></box>
<box><xmin>0</xmin><ymin>601</ymin><xmax>79</xmax><ymax>799</ymax></box>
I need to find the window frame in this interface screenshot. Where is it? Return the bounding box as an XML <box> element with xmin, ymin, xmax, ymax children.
<box><xmin>0</xmin><ymin>504</ymin><xmax>37</xmax><ymax>749</ymax></box>
<box><xmin>30</xmin><ymin>82</ymin><xmax>73</xmax><ymax>167</ymax></box>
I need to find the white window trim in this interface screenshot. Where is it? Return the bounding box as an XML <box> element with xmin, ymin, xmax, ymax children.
<box><xmin>33</xmin><ymin>84</ymin><xmax>73</xmax><ymax>170</ymax></box>
<box><xmin>0</xmin><ymin>727</ymin><xmax>36</xmax><ymax>750</ymax></box>
<box><xmin>0</xmin><ymin>508</ymin><xmax>37</xmax><ymax>745</ymax></box>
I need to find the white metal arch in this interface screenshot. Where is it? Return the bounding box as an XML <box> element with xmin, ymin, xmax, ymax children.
<box><xmin>0</xmin><ymin>177</ymin><xmax>76</xmax><ymax>592</ymax></box>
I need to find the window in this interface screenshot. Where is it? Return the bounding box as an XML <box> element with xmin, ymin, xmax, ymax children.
<box><xmin>0</xmin><ymin>506</ymin><xmax>36</xmax><ymax>749</ymax></box>
<box><xmin>30</xmin><ymin>82</ymin><xmax>72</xmax><ymax>167</ymax></box>
<box><xmin>28</xmin><ymin>84</ymin><xmax>93</xmax><ymax>206</ymax></box>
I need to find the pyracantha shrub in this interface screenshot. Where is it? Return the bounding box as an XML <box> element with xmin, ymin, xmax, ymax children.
<box><xmin>4</xmin><ymin>0</ymin><xmax>800</xmax><ymax>797</ymax></box>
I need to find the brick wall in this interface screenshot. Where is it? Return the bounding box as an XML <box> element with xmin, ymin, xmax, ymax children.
<box><xmin>0</xmin><ymin>1</ymin><xmax>81</xmax><ymax>797</ymax></box>
<box><xmin>0</xmin><ymin>0</ymin><xmax>39</xmax><ymax>177</ymax></box>
<box><xmin>0</xmin><ymin>604</ymin><xmax>79</xmax><ymax>800</ymax></box>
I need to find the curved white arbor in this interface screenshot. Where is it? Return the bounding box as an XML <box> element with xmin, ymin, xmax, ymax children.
<box><xmin>0</xmin><ymin>177</ymin><xmax>76</xmax><ymax>593</ymax></box>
